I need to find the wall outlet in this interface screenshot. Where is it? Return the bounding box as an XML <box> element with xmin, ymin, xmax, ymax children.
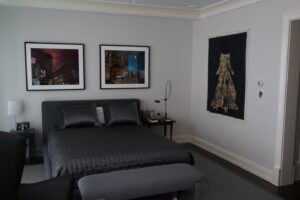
<box><xmin>257</xmin><ymin>89</ymin><xmax>264</xmax><ymax>99</ymax></box>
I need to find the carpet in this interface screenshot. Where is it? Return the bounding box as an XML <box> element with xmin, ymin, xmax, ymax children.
<box><xmin>21</xmin><ymin>145</ymin><xmax>284</xmax><ymax>200</ymax></box>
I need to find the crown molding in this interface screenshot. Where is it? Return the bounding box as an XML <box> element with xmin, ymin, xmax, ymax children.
<box><xmin>0</xmin><ymin>0</ymin><xmax>200</xmax><ymax>19</ymax></box>
<box><xmin>0</xmin><ymin>0</ymin><xmax>264</xmax><ymax>20</ymax></box>
<box><xmin>199</xmin><ymin>0</ymin><xmax>264</xmax><ymax>19</ymax></box>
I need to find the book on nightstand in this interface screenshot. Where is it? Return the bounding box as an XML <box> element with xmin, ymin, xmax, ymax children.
<box><xmin>147</xmin><ymin>118</ymin><xmax>158</xmax><ymax>123</ymax></box>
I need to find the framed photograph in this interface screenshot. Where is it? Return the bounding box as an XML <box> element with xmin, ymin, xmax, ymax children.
<box><xmin>25</xmin><ymin>42</ymin><xmax>85</xmax><ymax>91</ymax></box>
<box><xmin>207</xmin><ymin>32</ymin><xmax>247</xmax><ymax>119</ymax></box>
<box><xmin>100</xmin><ymin>45</ymin><xmax>150</xmax><ymax>89</ymax></box>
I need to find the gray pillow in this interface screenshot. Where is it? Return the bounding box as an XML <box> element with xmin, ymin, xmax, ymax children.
<box><xmin>106</xmin><ymin>102</ymin><xmax>141</xmax><ymax>126</ymax></box>
<box><xmin>62</xmin><ymin>104</ymin><xmax>100</xmax><ymax>128</ymax></box>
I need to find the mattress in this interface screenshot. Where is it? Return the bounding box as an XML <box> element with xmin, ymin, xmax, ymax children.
<box><xmin>47</xmin><ymin>125</ymin><xmax>194</xmax><ymax>181</ymax></box>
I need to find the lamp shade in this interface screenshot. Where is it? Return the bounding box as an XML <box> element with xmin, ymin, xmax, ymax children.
<box><xmin>8</xmin><ymin>101</ymin><xmax>22</xmax><ymax>116</ymax></box>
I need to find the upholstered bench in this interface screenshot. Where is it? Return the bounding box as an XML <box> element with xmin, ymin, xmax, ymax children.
<box><xmin>78</xmin><ymin>163</ymin><xmax>207</xmax><ymax>200</ymax></box>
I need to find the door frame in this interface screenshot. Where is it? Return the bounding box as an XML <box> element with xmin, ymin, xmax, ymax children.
<box><xmin>277</xmin><ymin>11</ymin><xmax>300</xmax><ymax>186</ymax></box>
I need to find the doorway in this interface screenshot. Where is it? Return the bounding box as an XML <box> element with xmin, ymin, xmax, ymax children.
<box><xmin>294</xmin><ymin>20</ymin><xmax>300</xmax><ymax>182</ymax></box>
<box><xmin>279</xmin><ymin>16</ymin><xmax>300</xmax><ymax>186</ymax></box>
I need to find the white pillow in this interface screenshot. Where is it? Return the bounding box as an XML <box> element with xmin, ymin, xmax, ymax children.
<box><xmin>96</xmin><ymin>106</ymin><xmax>105</xmax><ymax>125</ymax></box>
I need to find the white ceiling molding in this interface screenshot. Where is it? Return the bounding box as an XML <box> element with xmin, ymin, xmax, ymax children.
<box><xmin>200</xmin><ymin>0</ymin><xmax>264</xmax><ymax>19</ymax></box>
<box><xmin>0</xmin><ymin>0</ymin><xmax>200</xmax><ymax>19</ymax></box>
<box><xmin>0</xmin><ymin>0</ymin><xmax>264</xmax><ymax>20</ymax></box>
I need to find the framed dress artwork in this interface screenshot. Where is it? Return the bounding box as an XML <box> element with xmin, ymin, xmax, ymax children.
<box><xmin>207</xmin><ymin>32</ymin><xmax>247</xmax><ymax>119</ymax></box>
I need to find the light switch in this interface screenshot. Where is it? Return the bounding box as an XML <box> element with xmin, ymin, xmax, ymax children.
<box><xmin>257</xmin><ymin>80</ymin><xmax>264</xmax><ymax>87</ymax></box>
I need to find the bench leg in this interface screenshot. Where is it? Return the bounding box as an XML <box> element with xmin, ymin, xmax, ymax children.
<box><xmin>172</xmin><ymin>192</ymin><xmax>178</xmax><ymax>200</ymax></box>
<box><xmin>177</xmin><ymin>180</ymin><xmax>212</xmax><ymax>200</ymax></box>
<box><xmin>195</xmin><ymin>179</ymin><xmax>214</xmax><ymax>200</ymax></box>
<box><xmin>195</xmin><ymin>183</ymin><xmax>201</xmax><ymax>200</ymax></box>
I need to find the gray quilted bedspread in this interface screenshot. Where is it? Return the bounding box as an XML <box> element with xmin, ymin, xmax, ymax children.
<box><xmin>47</xmin><ymin>126</ymin><xmax>194</xmax><ymax>181</ymax></box>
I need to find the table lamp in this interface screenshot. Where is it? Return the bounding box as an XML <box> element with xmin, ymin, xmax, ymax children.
<box><xmin>8</xmin><ymin>101</ymin><xmax>22</xmax><ymax>130</ymax></box>
<box><xmin>154</xmin><ymin>80</ymin><xmax>172</xmax><ymax>120</ymax></box>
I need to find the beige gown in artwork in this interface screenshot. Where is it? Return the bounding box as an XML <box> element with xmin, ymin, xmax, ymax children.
<box><xmin>210</xmin><ymin>53</ymin><xmax>238</xmax><ymax>112</ymax></box>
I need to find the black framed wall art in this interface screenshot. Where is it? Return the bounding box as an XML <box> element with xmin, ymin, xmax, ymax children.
<box><xmin>100</xmin><ymin>45</ymin><xmax>150</xmax><ymax>89</ymax></box>
<box><xmin>25</xmin><ymin>42</ymin><xmax>85</xmax><ymax>91</ymax></box>
<box><xmin>207</xmin><ymin>32</ymin><xmax>247</xmax><ymax>119</ymax></box>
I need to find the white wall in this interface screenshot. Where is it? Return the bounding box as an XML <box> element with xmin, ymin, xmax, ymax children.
<box><xmin>190</xmin><ymin>0</ymin><xmax>300</xmax><ymax>185</ymax></box>
<box><xmin>0</xmin><ymin>6</ymin><xmax>193</xmax><ymax>148</ymax></box>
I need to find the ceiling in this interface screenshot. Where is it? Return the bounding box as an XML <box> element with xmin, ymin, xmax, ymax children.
<box><xmin>0</xmin><ymin>0</ymin><xmax>263</xmax><ymax>19</ymax></box>
<box><xmin>86</xmin><ymin>0</ymin><xmax>228</xmax><ymax>10</ymax></box>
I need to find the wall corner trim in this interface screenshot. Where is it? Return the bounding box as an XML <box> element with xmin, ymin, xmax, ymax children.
<box><xmin>199</xmin><ymin>0</ymin><xmax>264</xmax><ymax>19</ymax></box>
<box><xmin>174</xmin><ymin>134</ymin><xmax>280</xmax><ymax>186</ymax></box>
<box><xmin>272</xmin><ymin>165</ymin><xmax>281</xmax><ymax>186</ymax></box>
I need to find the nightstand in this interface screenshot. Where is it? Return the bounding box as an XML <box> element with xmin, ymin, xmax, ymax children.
<box><xmin>10</xmin><ymin>128</ymin><xmax>36</xmax><ymax>164</ymax></box>
<box><xmin>143</xmin><ymin>118</ymin><xmax>176</xmax><ymax>140</ymax></box>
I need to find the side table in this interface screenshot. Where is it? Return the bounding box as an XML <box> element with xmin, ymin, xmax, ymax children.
<box><xmin>143</xmin><ymin>118</ymin><xmax>176</xmax><ymax>140</ymax></box>
<box><xmin>10</xmin><ymin>128</ymin><xmax>36</xmax><ymax>164</ymax></box>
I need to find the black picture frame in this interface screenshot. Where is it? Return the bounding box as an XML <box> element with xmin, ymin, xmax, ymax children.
<box><xmin>25</xmin><ymin>42</ymin><xmax>85</xmax><ymax>91</ymax></box>
<box><xmin>100</xmin><ymin>44</ymin><xmax>150</xmax><ymax>89</ymax></box>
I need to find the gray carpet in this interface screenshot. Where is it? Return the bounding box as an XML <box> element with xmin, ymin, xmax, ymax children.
<box><xmin>189</xmin><ymin>147</ymin><xmax>282</xmax><ymax>200</ymax></box>
<box><xmin>21</xmin><ymin>146</ymin><xmax>283</xmax><ymax>200</ymax></box>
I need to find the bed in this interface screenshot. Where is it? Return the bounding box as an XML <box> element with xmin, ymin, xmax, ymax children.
<box><xmin>42</xmin><ymin>99</ymin><xmax>194</xmax><ymax>182</ymax></box>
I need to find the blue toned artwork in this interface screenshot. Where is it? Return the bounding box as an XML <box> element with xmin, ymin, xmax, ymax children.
<box><xmin>128</xmin><ymin>52</ymin><xmax>145</xmax><ymax>71</ymax></box>
<box><xmin>101</xmin><ymin>45</ymin><xmax>149</xmax><ymax>88</ymax></box>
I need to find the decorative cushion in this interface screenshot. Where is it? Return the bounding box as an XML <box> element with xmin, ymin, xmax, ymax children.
<box><xmin>62</xmin><ymin>104</ymin><xmax>100</xmax><ymax>128</ymax></box>
<box><xmin>96</xmin><ymin>106</ymin><xmax>105</xmax><ymax>125</ymax></box>
<box><xmin>106</xmin><ymin>102</ymin><xmax>141</xmax><ymax>126</ymax></box>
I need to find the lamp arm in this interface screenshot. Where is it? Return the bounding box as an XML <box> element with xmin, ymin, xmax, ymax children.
<box><xmin>154</xmin><ymin>80</ymin><xmax>171</xmax><ymax>120</ymax></box>
<box><xmin>165</xmin><ymin>80</ymin><xmax>171</xmax><ymax>100</ymax></box>
<box><xmin>14</xmin><ymin>115</ymin><xmax>17</xmax><ymax>130</ymax></box>
<box><xmin>165</xmin><ymin>99</ymin><xmax>167</xmax><ymax>120</ymax></box>
<box><xmin>164</xmin><ymin>80</ymin><xmax>171</xmax><ymax>119</ymax></box>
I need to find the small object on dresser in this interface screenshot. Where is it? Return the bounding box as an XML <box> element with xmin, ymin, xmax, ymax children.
<box><xmin>147</xmin><ymin>118</ymin><xmax>158</xmax><ymax>123</ymax></box>
<box><xmin>155</xmin><ymin>112</ymin><xmax>163</xmax><ymax>120</ymax></box>
<box><xmin>142</xmin><ymin>111</ymin><xmax>158</xmax><ymax>123</ymax></box>
<box><xmin>143</xmin><ymin>116</ymin><xmax>176</xmax><ymax>140</ymax></box>
<box><xmin>149</xmin><ymin>111</ymin><xmax>156</xmax><ymax>120</ymax></box>
<box><xmin>142</xmin><ymin>110</ymin><xmax>157</xmax><ymax>121</ymax></box>
<box><xmin>16</xmin><ymin>122</ymin><xmax>30</xmax><ymax>131</ymax></box>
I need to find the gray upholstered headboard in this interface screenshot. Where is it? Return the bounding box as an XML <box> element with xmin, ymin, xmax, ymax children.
<box><xmin>41</xmin><ymin>99</ymin><xmax>140</xmax><ymax>143</ymax></box>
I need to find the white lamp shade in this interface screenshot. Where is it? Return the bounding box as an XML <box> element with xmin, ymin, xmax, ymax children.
<box><xmin>8</xmin><ymin>101</ymin><xmax>22</xmax><ymax>116</ymax></box>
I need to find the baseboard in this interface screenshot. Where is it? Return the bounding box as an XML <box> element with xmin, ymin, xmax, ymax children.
<box><xmin>174</xmin><ymin>134</ymin><xmax>280</xmax><ymax>186</ymax></box>
<box><xmin>173</xmin><ymin>134</ymin><xmax>191</xmax><ymax>144</ymax></box>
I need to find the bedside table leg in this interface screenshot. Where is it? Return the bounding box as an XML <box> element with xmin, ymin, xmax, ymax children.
<box><xmin>28</xmin><ymin>133</ymin><xmax>36</xmax><ymax>164</ymax></box>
